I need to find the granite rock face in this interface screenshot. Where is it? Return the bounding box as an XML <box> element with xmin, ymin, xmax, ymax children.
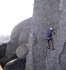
<box><xmin>5</xmin><ymin>18</ymin><xmax>32</xmax><ymax>57</ymax></box>
<box><xmin>19</xmin><ymin>27</ymin><xmax>30</xmax><ymax>45</ymax></box>
<box><xmin>58</xmin><ymin>0</ymin><xmax>66</xmax><ymax>70</ymax></box>
<box><xmin>26</xmin><ymin>0</ymin><xmax>66</xmax><ymax>70</ymax></box>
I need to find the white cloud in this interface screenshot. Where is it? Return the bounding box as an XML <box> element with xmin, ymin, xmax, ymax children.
<box><xmin>0</xmin><ymin>0</ymin><xmax>34</xmax><ymax>35</ymax></box>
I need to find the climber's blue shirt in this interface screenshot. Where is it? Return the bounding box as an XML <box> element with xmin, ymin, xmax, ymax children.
<box><xmin>45</xmin><ymin>30</ymin><xmax>53</xmax><ymax>40</ymax></box>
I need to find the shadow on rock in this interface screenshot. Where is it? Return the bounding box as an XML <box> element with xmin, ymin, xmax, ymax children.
<box><xmin>4</xmin><ymin>59</ymin><xmax>26</xmax><ymax>70</ymax></box>
<box><xmin>0</xmin><ymin>53</ymin><xmax>17</xmax><ymax>68</ymax></box>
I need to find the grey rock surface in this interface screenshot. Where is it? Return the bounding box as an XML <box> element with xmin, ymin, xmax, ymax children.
<box><xmin>26</xmin><ymin>0</ymin><xmax>66</xmax><ymax>70</ymax></box>
<box><xmin>26</xmin><ymin>0</ymin><xmax>62</xmax><ymax>70</ymax></box>
<box><xmin>59</xmin><ymin>43</ymin><xmax>66</xmax><ymax>70</ymax></box>
<box><xmin>4</xmin><ymin>59</ymin><xmax>26</xmax><ymax>70</ymax></box>
<box><xmin>25</xmin><ymin>52</ymin><xmax>34</xmax><ymax>70</ymax></box>
<box><xmin>57</xmin><ymin>0</ymin><xmax>66</xmax><ymax>70</ymax></box>
<box><xmin>16</xmin><ymin>44</ymin><xmax>29</xmax><ymax>60</ymax></box>
<box><xmin>19</xmin><ymin>26</ymin><xmax>31</xmax><ymax>45</ymax></box>
<box><xmin>5</xmin><ymin>18</ymin><xmax>32</xmax><ymax>57</ymax></box>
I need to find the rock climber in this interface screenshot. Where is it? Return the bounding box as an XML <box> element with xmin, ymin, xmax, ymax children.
<box><xmin>45</xmin><ymin>28</ymin><xmax>55</xmax><ymax>50</ymax></box>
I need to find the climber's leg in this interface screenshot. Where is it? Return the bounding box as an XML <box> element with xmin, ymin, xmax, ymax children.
<box><xmin>50</xmin><ymin>40</ymin><xmax>53</xmax><ymax>49</ymax></box>
<box><xmin>50</xmin><ymin>40</ymin><xmax>55</xmax><ymax>50</ymax></box>
<box><xmin>46</xmin><ymin>39</ymin><xmax>50</xmax><ymax>49</ymax></box>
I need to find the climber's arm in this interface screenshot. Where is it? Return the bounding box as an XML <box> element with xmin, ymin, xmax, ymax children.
<box><xmin>52</xmin><ymin>31</ymin><xmax>55</xmax><ymax>35</ymax></box>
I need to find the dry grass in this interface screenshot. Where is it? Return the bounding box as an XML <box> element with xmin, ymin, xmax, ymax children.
<box><xmin>0</xmin><ymin>65</ymin><xmax>3</xmax><ymax>70</ymax></box>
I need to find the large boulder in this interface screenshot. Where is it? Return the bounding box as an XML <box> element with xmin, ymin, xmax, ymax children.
<box><xmin>16</xmin><ymin>44</ymin><xmax>29</xmax><ymax>60</ymax></box>
<box><xmin>4</xmin><ymin>59</ymin><xmax>26</xmax><ymax>70</ymax></box>
<box><xmin>5</xmin><ymin>18</ymin><xmax>32</xmax><ymax>57</ymax></box>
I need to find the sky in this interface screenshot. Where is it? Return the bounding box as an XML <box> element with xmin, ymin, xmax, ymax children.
<box><xmin>0</xmin><ymin>0</ymin><xmax>34</xmax><ymax>35</ymax></box>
